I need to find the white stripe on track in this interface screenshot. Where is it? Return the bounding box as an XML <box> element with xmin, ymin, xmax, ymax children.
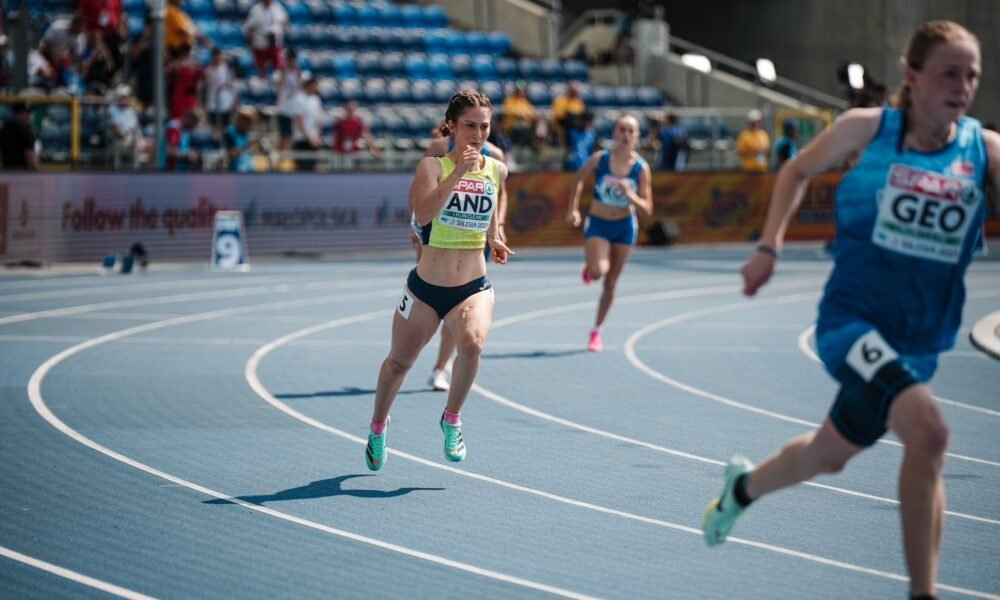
<box><xmin>624</xmin><ymin>294</ymin><xmax>1000</xmax><ymax>468</ymax></box>
<box><xmin>797</xmin><ymin>324</ymin><xmax>1000</xmax><ymax>418</ymax></box>
<box><xmin>247</xmin><ymin>300</ymin><xmax>997</xmax><ymax>598</ymax></box>
<box><xmin>0</xmin><ymin>544</ymin><xmax>157</xmax><ymax>600</ymax></box>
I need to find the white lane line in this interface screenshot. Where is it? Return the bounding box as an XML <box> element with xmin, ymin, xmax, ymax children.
<box><xmin>625</xmin><ymin>295</ymin><xmax>1000</xmax><ymax>469</ymax></box>
<box><xmin>248</xmin><ymin>303</ymin><xmax>997</xmax><ymax>597</ymax></box>
<box><xmin>797</xmin><ymin>324</ymin><xmax>1000</xmax><ymax>418</ymax></box>
<box><xmin>0</xmin><ymin>544</ymin><xmax>156</xmax><ymax>600</ymax></box>
<box><xmin>0</xmin><ymin>275</ymin><xmax>303</xmax><ymax>303</ymax></box>
<box><xmin>27</xmin><ymin>281</ymin><xmax>685</xmax><ymax>598</ymax></box>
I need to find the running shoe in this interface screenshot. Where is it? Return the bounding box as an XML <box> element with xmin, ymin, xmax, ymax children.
<box><xmin>365</xmin><ymin>423</ymin><xmax>388</xmax><ymax>471</ymax></box>
<box><xmin>581</xmin><ymin>266</ymin><xmax>593</xmax><ymax>285</ymax></box>
<box><xmin>439</xmin><ymin>414</ymin><xmax>466</xmax><ymax>462</ymax></box>
<box><xmin>702</xmin><ymin>455</ymin><xmax>753</xmax><ymax>546</ymax></box>
<box><xmin>588</xmin><ymin>330</ymin><xmax>603</xmax><ymax>352</ymax></box>
<box><xmin>428</xmin><ymin>368</ymin><xmax>450</xmax><ymax>392</ymax></box>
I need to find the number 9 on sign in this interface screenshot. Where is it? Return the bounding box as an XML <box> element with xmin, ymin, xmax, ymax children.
<box><xmin>212</xmin><ymin>210</ymin><xmax>249</xmax><ymax>271</ymax></box>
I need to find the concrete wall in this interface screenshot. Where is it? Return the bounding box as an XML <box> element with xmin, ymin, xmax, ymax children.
<box><xmin>564</xmin><ymin>0</ymin><xmax>1000</xmax><ymax>124</ymax></box>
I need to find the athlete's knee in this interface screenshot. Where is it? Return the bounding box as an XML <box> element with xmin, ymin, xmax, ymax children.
<box><xmin>382</xmin><ymin>355</ymin><xmax>412</xmax><ymax>377</ymax></box>
<box><xmin>587</xmin><ymin>266</ymin><xmax>605</xmax><ymax>281</ymax></box>
<box><xmin>456</xmin><ymin>330</ymin><xmax>486</xmax><ymax>359</ymax></box>
<box><xmin>906</xmin><ymin>407</ymin><xmax>950</xmax><ymax>459</ymax></box>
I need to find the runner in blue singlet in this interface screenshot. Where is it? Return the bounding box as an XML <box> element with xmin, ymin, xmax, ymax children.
<box><xmin>701</xmin><ymin>21</ymin><xmax>1000</xmax><ymax>600</ymax></box>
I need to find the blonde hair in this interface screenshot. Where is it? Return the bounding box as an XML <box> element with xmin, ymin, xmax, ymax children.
<box><xmin>891</xmin><ymin>20</ymin><xmax>979</xmax><ymax>110</ymax></box>
<box><xmin>439</xmin><ymin>90</ymin><xmax>492</xmax><ymax>137</ymax></box>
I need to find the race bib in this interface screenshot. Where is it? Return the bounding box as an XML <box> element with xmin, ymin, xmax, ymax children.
<box><xmin>872</xmin><ymin>163</ymin><xmax>981</xmax><ymax>264</ymax></box>
<box><xmin>846</xmin><ymin>330</ymin><xmax>898</xmax><ymax>383</ymax></box>
<box><xmin>437</xmin><ymin>177</ymin><xmax>497</xmax><ymax>232</ymax></box>
<box><xmin>397</xmin><ymin>288</ymin><xmax>413</xmax><ymax>320</ymax></box>
<box><xmin>595</xmin><ymin>174</ymin><xmax>634</xmax><ymax>209</ymax></box>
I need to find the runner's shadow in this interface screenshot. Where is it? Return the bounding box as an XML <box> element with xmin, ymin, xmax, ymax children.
<box><xmin>203</xmin><ymin>475</ymin><xmax>444</xmax><ymax>505</ymax></box>
<box><xmin>276</xmin><ymin>387</ymin><xmax>426</xmax><ymax>399</ymax></box>
<box><xmin>482</xmin><ymin>349</ymin><xmax>587</xmax><ymax>360</ymax></box>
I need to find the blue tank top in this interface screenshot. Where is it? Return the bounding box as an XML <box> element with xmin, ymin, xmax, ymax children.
<box><xmin>817</xmin><ymin>108</ymin><xmax>988</xmax><ymax>355</ymax></box>
<box><xmin>593</xmin><ymin>150</ymin><xmax>645</xmax><ymax>209</ymax></box>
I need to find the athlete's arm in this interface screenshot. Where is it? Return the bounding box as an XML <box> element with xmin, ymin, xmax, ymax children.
<box><xmin>489</xmin><ymin>144</ymin><xmax>510</xmax><ymax>242</ymax></box>
<box><xmin>565</xmin><ymin>151</ymin><xmax>603</xmax><ymax>226</ymax></box>
<box><xmin>424</xmin><ymin>137</ymin><xmax>449</xmax><ymax>158</ymax></box>
<box><xmin>623</xmin><ymin>160</ymin><xmax>653</xmax><ymax>217</ymax></box>
<box><xmin>489</xmin><ymin>161</ymin><xmax>514</xmax><ymax>264</ymax></box>
<box><xmin>410</xmin><ymin>155</ymin><xmax>466</xmax><ymax>225</ymax></box>
<box><xmin>983</xmin><ymin>128</ymin><xmax>1000</xmax><ymax>214</ymax></box>
<box><xmin>742</xmin><ymin>107</ymin><xmax>882</xmax><ymax>296</ymax></box>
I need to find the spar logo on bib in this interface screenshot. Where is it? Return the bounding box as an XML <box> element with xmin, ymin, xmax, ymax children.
<box><xmin>438</xmin><ymin>177</ymin><xmax>496</xmax><ymax>231</ymax></box>
<box><xmin>873</xmin><ymin>163</ymin><xmax>981</xmax><ymax>264</ymax></box>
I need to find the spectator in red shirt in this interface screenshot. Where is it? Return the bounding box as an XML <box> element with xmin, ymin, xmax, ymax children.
<box><xmin>166</xmin><ymin>43</ymin><xmax>204</xmax><ymax>118</ymax></box>
<box><xmin>76</xmin><ymin>0</ymin><xmax>125</xmax><ymax>71</ymax></box>
<box><xmin>332</xmin><ymin>100</ymin><xmax>381</xmax><ymax>157</ymax></box>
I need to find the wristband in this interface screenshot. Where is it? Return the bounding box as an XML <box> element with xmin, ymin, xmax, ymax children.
<box><xmin>756</xmin><ymin>244</ymin><xmax>779</xmax><ymax>258</ymax></box>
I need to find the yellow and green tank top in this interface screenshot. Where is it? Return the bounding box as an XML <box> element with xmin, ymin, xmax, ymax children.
<box><xmin>421</xmin><ymin>155</ymin><xmax>501</xmax><ymax>249</ymax></box>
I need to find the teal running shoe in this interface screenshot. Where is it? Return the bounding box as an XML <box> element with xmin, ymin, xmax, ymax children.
<box><xmin>365</xmin><ymin>423</ymin><xmax>388</xmax><ymax>471</ymax></box>
<box><xmin>702</xmin><ymin>455</ymin><xmax>753</xmax><ymax>546</ymax></box>
<box><xmin>439</xmin><ymin>414</ymin><xmax>466</xmax><ymax>462</ymax></box>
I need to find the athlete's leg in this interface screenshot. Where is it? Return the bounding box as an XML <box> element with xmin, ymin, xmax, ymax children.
<box><xmin>744</xmin><ymin>418</ymin><xmax>863</xmax><ymax>499</ymax></box>
<box><xmin>594</xmin><ymin>243</ymin><xmax>632</xmax><ymax>329</ymax></box>
<box><xmin>441</xmin><ymin>289</ymin><xmax>495</xmax><ymax>415</ymax></box>
<box><xmin>371</xmin><ymin>293</ymin><xmax>440</xmax><ymax>423</ymax></box>
<box><xmin>435</xmin><ymin>325</ymin><xmax>456</xmax><ymax>371</ymax></box>
<box><xmin>584</xmin><ymin>236</ymin><xmax>611</xmax><ymax>282</ymax></box>
<box><xmin>886</xmin><ymin>384</ymin><xmax>948</xmax><ymax>598</ymax></box>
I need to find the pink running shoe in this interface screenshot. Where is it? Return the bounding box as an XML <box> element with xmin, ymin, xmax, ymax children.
<box><xmin>588</xmin><ymin>330</ymin><xmax>603</xmax><ymax>352</ymax></box>
<box><xmin>581</xmin><ymin>266</ymin><xmax>593</xmax><ymax>285</ymax></box>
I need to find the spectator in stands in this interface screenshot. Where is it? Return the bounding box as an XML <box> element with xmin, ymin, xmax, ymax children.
<box><xmin>26</xmin><ymin>48</ymin><xmax>57</xmax><ymax>89</ymax></box>
<box><xmin>108</xmin><ymin>84</ymin><xmax>145</xmax><ymax>168</ymax></box>
<box><xmin>223</xmin><ymin>107</ymin><xmax>260</xmax><ymax>173</ymax></box>
<box><xmin>274</xmin><ymin>48</ymin><xmax>303</xmax><ymax>152</ymax></box>
<box><xmin>772</xmin><ymin>118</ymin><xmax>798</xmax><ymax>170</ymax></box>
<box><xmin>127</xmin><ymin>16</ymin><xmax>156</xmax><ymax>108</ymax></box>
<box><xmin>76</xmin><ymin>0</ymin><xmax>125</xmax><ymax>74</ymax></box>
<box><xmin>163</xmin><ymin>110</ymin><xmax>201</xmax><ymax>171</ymax></box>
<box><xmin>40</xmin><ymin>15</ymin><xmax>85</xmax><ymax>81</ymax></box>
<box><xmin>736</xmin><ymin>108</ymin><xmax>770</xmax><ymax>173</ymax></box>
<box><xmin>0</xmin><ymin>103</ymin><xmax>38</xmax><ymax>170</ymax></box>
<box><xmin>563</xmin><ymin>111</ymin><xmax>596</xmax><ymax>172</ymax></box>
<box><xmin>551</xmin><ymin>81</ymin><xmax>587</xmax><ymax>147</ymax></box>
<box><xmin>501</xmin><ymin>81</ymin><xmax>539</xmax><ymax>151</ymax></box>
<box><xmin>166</xmin><ymin>43</ymin><xmax>204</xmax><ymax>119</ymax></box>
<box><xmin>80</xmin><ymin>31</ymin><xmax>116</xmax><ymax>92</ymax></box>
<box><xmin>165</xmin><ymin>0</ymin><xmax>200</xmax><ymax>58</ymax></box>
<box><xmin>290</xmin><ymin>75</ymin><xmax>323</xmax><ymax>171</ymax></box>
<box><xmin>243</xmin><ymin>0</ymin><xmax>288</xmax><ymax>76</ymax></box>
<box><xmin>332</xmin><ymin>100</ymin><xmax>381</xmax><ymax>158</ymax></box>
<box><xmin>204</xmin><ymin>48</ymin><xmax>236</xmax><ymax>136</ymax></box>
<box><xmin>651</xmin><ymin>112</ymin><xmax>688</xmax><ymax>171</ymax></box>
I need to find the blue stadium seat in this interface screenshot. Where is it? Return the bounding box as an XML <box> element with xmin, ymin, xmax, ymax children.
<box><xmin>380</xmin><ymin>112</ymin><xmax>407</xmax><ymax>137</ymax></box>
<box><xmin>286</xmin><ymin>24</ymin><xmax>307</xmax><ymax>47</ymax></box>
<box><xmin>614</xmin><ymin>86</ymin><xmax>638</xmax><ymax>106</ymax></box>
<box><xmin>433</xmin><ymin>80</ymin><xmax>457</xmax><ymax>103</ymax></box>
<box><xmin>496</xmin><ymin>57</ymin><xmax>517</xmax><ymax>79</ymax></box>
<box><xmin>376</xmin><ymin>4</ymin><xmax>402</xmax><ymax>27</ymax></box>
<box><xmin>128</xmin><ymin>18</ymin><xmax>145</xmax><ymax>39</ymax></box>
<box><xmin>330</xmin><ymin>53</ymin><xmax>357</xmax><ymax>77</ymax></box>
<box><xmin>330</xmin><ymin>26</ymin><xmax>354</xmax><ymax>50</ymax></box>
<box><xmin>305</xmin><ymin>0</ymin><xmax>330</xmax><ymax>22</ymax></box>
<box><xmin>285</xmin><ymin>0</ymin><xmax>310</xmax><ymax>24</ymax></box>
<box><xmin>363</xmin><ymin>79</ymin><xmax>388</xmax><ymax>103</ymax></box>
<box><xmin>190</xmin><ymin>126</ymin><xmax>218</xmax><ymax>150</ymax></box>
<box><xmin>185</xmin><ymin>0</ymin><xmax>213</xmax><ymax>18</ymax></box>
<box><xmin>352</xmin><ymin>26</ymin><xmax>376</xmax><ymax>51</ymax></box>
<box><xmin>310</xmin><ymin>50</ymin><xmax>335</xmax><ymax>75</ymax></box>
<box><xmin>464</xmin><ymin>32</ymin><xmax>488</xmax><ymax>54</ymax></box>
<box><xmin>354</xmin><ymin>3</ymin><xmax>377</xmax><ymax>27</ymax></box>
<box><xmin>518</xmin><ymin>57</ymin><xmax>541</xmax><ymax>79</ymax></box>
<box><xmin>219</xmin><ymin>22</ymin><xmax>243</xmax><ymax>45</ymax></box>
<box><xmin>367</xmin><ymin>114</ymin><xmax>384</xmax><ymax>136</ymax></box>
<box><xmin>636</xmin><ymin>86</ymin><xmax>663</xmax><ymax>107</ymax></box>
<box><xmin>563</xmin><ymin>59</ymin><xmax>589</xmax><ymax>81</ymax></box>
<box><xmin>381</xmin><ymin>52</ymin><xmax>404</xmax><ymax>77</ymax></box>
<box><xmin>539</xmin><ymin>58</ymin><xmax>564</xmax><ymax>81</ymax></box>
<box><xmin>233</xmin><ymin>0</ymin><xmax>252</xmax><ymax>17</ymax></box>
<box><xmin>405</xmin><ymin>53</ymin><xmax>430</xmax><ymax>80</ymax></box>
<box><xmin>525</xmin><ymin>82</ymin><xmax>551</xmax><ymax>105</ymax></box>
<box><xmin>479</xmin><ymin>80</ymin><xmax>504</xmax><ymax>104</ymax></box>
<box><xmin>485</xmin><ymin>31</ymin><xmax>511</xmax><ymax>56</ymax></box>
<box><xmin>247</xmin><ymin>78</ymin><xmax>276</xmax><ymax>104</ymax></box>
<box><xmin>331</xmin><ymin>2</ymin><xmax>355</xmax><ymax>25</ymax></box>
<box><xmin>426</xmin><ymin>54</ymin><xmax>452</xmax><ymax>80</ymax></box>
<box><xmin>471</xmin><ymin>55</ymin><xmax>497</xmax><ymax>80</ymax></box>
<box><xmin>421</xmin><ymin>5</ymin><xmax>448</xmax><ymax>28</ymax></box>
<box><xmin>590</xmin><ymin>86</ymin><xmax>616</xmax><ymax>107</ymax></box>
<box><xmin>339</xmin><ymin>78</ymin><xmax>363</xmax><ymax>101</ymax></box>
<box><xmin>196</xmin><ymin>20</ymin><xmax>219</xmax><ymax>42</ymax></box>
<box><xmin>450</xmin><ymin>54</ymin><xmax>473</xmax><ymax>78</ymax></box>
<box><xmin>399</xmin><ymin>4</ymin><xmax>422</xmax><ymax>28</ymax></box>
<box><xmin>356</xmin><ymin>51</ymin><xmax>382</xmax><ymax>76</ymax></box>
<box><xmin>317</xmin><ymin>78</ymin><xmax>339</xmax><ymax>102</ymax></box>
<box><xmin>387</xmin><ymin>79</ymin><xmax>412</xmax><ymax>103</ymax></box>
<box><xmin>411</xmin><ymin>80</ymin><xmax>434</xmax><ymax>103</ymax></box>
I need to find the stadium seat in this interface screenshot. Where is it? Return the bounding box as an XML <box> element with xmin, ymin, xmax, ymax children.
<box><xmin>636</xmin><ymin>86</ymin><xmax>664</xmax><ymax>107</ymax></box>
<box><xmin>485</xmin><ymin>31</ymin><xmax>511</xmax><ymax>56</ymax></box>
<box><xmin>614</xmin><ymin>86</ymin><xmax>638</xmax><ymax>107</ymax></box>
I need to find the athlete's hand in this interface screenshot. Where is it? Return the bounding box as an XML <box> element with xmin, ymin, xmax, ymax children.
<box><xmin>490</xmin><ymin>238</ymin><xmax>515</xmax><ymax>265</ymax></box>
<box><xmin>454</xmin><ymin>144</ymin><xmax>480</xmax><ymax>177</ymax></box>
<box><xmin>741</xmin><ymin>250</ymin><xmax>776</xmax><ymax>297</ymax></box>
<box><xmin>565</xmin><ymin>209</ymin><xmax>582</xmax><ymax>227</ymax></box>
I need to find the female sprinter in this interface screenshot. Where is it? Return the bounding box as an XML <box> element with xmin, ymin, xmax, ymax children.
<box><xmin>366</xmin><ymin>91</ymin><xmax>512</xmax><ymax>470</ymax></box>
<box><xmin>565</xmin><ymin>114</ymin><xmax>653</xmax><ymax>351</ymax></box>
<box><xmin>702</xmin><ymin>21</ymin><xmax>998</xmax><ymax>600</ymax></box>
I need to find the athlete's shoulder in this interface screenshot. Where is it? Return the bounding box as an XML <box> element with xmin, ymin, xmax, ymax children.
<box><xmin>424</xmin><ymin>137</ymin><xmax>450</xmax><ymax>157</ymax></box>
<box><xmin>484</xmin><ymin>141</ymin><xmax>504</xmax><ymax>162</ymax></box>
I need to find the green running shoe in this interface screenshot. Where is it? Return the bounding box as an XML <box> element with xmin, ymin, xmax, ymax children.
<box><xmin>439</xmin><ymin>414</ymin><xmax>466</xmax><ymax>462</ymax></box>
<box><xmin>365</xmin><ymin>423</ymin><xmax>388</xmax><ymax>471</ymax></box>
<box><xmin>702</xmin><ymin>455</ymin><xmax>753</xmax><ymax>546</ymax></box>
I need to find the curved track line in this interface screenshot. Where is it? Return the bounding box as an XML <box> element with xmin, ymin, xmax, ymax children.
<box><xmin>26</xmin><ymin>298</ymin><xmax>596</xmax><ymax>600</ymax></box>
<box><xmin>797</xmin><ymin>324</ymin><xmax>1000</xmax><ymax>419</ymax></box>
<box><xmin>624</xmin><ymin>295</ymin><xmax>1000</xmax><ymax>469</ymax></box>
<box><xmin>247</xmin><ymin>304</ymin><xmax>995</xmax><ymax>596</ymax></box>
<box><xmin>0</xmin><ymin>544</ymin><xmax>155</xmax><ymax>600</ymax></box>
